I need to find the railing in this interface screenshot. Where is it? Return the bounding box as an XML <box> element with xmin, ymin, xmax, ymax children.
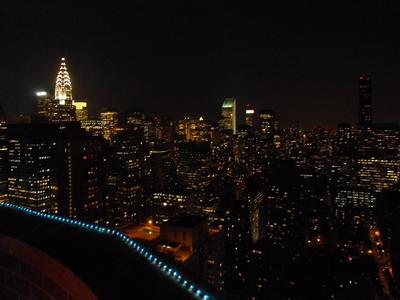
<box><xmin>0</xmin><ymin>202</ymin><xmax>213</xmax><ymax>300</ymax></box>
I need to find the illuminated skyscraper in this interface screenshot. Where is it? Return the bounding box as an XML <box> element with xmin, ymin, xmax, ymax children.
<box><xmin>34</xmin><ymin>91</ymin><xmax>53</xmax><ymax>121</ymax></box>
<box><xmin>235</xmin><ymin>125</ymin><xmax>256</xmax><ymax>176</ymax></box>
<box><xmin>219</xmin><ymin>98</ymin><xmax>237</xmax><ymax>134</ymax></box>
<box><xmin>357</xmin><ymin>124</ymin><xmax>399</xmax><ymax>193</ymax></box>
<box><xmin>53</xmin><ymin>58</ymin><xmax>75</xmax><ymax>122</ymax></box>
<box><xmin>7</xmin><ymin>124</ymin><xmax>58</xmax><ymax>213</ymax></box>
<box><xmin>256</xmin><ymin>110</ymin><xmax>280</xmax><ymax>171</ymax></box>
<box><xmin>259</xmin><ymin>110</ymin><xmax>278</xmax><ymax>135</ymax></box>
<box><xmin>304</xmin><ymin>127</ymin><xmax>333</xmax><ymax>174</ymax></box>
<box><xmin>176</xmin><ymin>142</ymin><xmax>211</xmax><ymax>192</ymax></box>
<box><xmin>100</xmin><ymin>110</ymin><xmax>119</xmax><ymax>142</ymax></box>
<box><xmin>358</xmin><ymin>76</ymin><xmax>372</xmax><ymax>127</ymax></box>
<box><xmin>55</xmin><ymin>58</ymin><xmax>73</xmax><ymax>103</ymax></box>
<box><xmin>108</xmin><ymin>129</ymin><xmax>146</xmax><ymax>225</ymax></box>
<box><xmin>245</xmin><ymin>104</ymin><xmax>255</xmax><ymax>127</ymax></box>
<box><xmin>247</xmin><ymin>191</ymin><xmax>265</xmax><ymax>243</ymax></box>
<box><xmin>177</xmin><ymin>116</ymin><xmax>209</xmax><ymax>142</ymax></box>
<box><xmin>283</xmin><ymin>122</ymin><xmax>305</xmax><ymax>167</ymax></box>
<box><xmin>331</xmin><ymin>123</ymin><xmax>356</xmax><ymax>198</ymax></box>
<box><xmin>56</xmin><ymin>123</ymin><xmax>105</xmax><ymax>223</ymax></box>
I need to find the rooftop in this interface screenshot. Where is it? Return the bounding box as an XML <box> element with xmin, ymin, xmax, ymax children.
<box><xmin>222</xmin><ymin>98</ymin><xmax>236</xmax><ymax>108</ymax></box>
<box><xmin>0</xmin><ymin>203</ymin><xmax>214</xmax><ymax>300</ymax></box>
<box><xmin>122</xmin><ymin>223</ymin><xmax>160</xmax><ymax>241</ymax></box>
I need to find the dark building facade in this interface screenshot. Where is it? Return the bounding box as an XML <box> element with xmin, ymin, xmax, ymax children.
<box><xmin>358</xmin><ymin>76</ymin><xmax>372</xmax><ymax>127</ymax></box>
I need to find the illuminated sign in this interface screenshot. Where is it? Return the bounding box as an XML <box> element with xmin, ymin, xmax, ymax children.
<box><xmin>246</xmin><ymin>109</ymin><xmax>255</xmax><ymax>114</ymax></box>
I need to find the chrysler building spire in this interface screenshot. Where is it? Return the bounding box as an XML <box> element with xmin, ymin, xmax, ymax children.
<box><xmin>55</xmin><ymin>57</ymin><xmax>72</xmax><ymax>104</ymax></box>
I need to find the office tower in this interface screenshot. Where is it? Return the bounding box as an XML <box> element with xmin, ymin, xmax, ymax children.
<box><xmin>53</xmin><ymin>58</ymin><xmax>75</xmax><ymax>122</ymax></box>
<box><xmin>109</xmin><ymin>129</ymin><xmax>146</xmax><ymax>225</ymax></box>
<box><xmin>235</xmin><ymin>125</ymin><xmax>257</xmax><ymax>176</ymax></box>
<box><xmin>334</xmin><ymin>123</ymin><xmax>354</xmax><ymax>158</ymax></box>
<box><xmin>299</xmin><ymin>168</ymin><xmax>331</xmax><ymax>244</ymax></box>
<box><xmin>256</xmin><ymin>110</ymin><xmax>280</xmax><ymax>172</ymax></box>
<box><xmin>177</xmin><ymin>116</ymin><xmax>210</xmax><ymax>143</ymax></box>
<box><xmin>34</xmin><ymin>91</ymin><xmax>53</xmax><ymax>121</ymax></box>
<box><xmin>0</xmin><ymin>105</ymin><xmax>7</xmax><ymax>200</ymax></box>
<box><xmin>56</xmin><ymin>123</ymin><xmax>105</xmax><ymax>223</ymax></box>
<box><xmin>100</xmin><ymin>110</ymin><xmax>119</xmax><ymax>142</ymax></box>
<box><xmin>7</xmin><ymin>124</ymin><xmax>58</xmax><ymax>213</ymax></box>
<box><xmin>143</xmin><ymin>118</ymin><xmax>157</xmax><ymax>145</ymax></box>
<box><xmin>151</xmin><ymin>192</ymin><xmax>189</xmax><ymax>224</ymax></box>
<box><xmin>332</xmin><ymin>123</ymin><xmax>378</xmax><ymax>225</ymax></box>
<box><xmin>331</xmin><ymin>123</ymin><xmax>356</xmax><ymax>198</ymax></box>
<box><xmin>213</xmin><ymin>128</ymin><xmax>234</xmax><ymax>182</ymax></box>
<box><xmin>162</xmin><ymin>118</ymin><xmax>176</xmax><ymax>143</ymax></box>
<box><xmin>358</xmin><ymin>75</ymin><xmax>372</xmax><ymax>127</ymax></box>
<box><xmin>126</xmin><ymin>108</ymin><xmax>145</xmax><ymax>128</ymax></box>
<box><xmin>247</xmin><ymin>190</ymin><xmax>265</xmax><ymax>243</ymax></box>
<box><xmin>264</xmin><ymin>164</ymin><xmax>305</xmax><ymax>250</ymax></box>
<box><xmin>147</xmin><ymin>146</ymin><xmax>178</xmax><ymax>192</ymax></box>
<box><xmin>177</xmin><ymin>118</ymin><xmax>189</xmax><ymax>141</ymax></box>
<box><xmin>358</xmin><ymin>159</ymin><xmax>399</xmax><ymax>193</ymax></box>
<box><xmin>53</xmin><ymin>99</ymin><xmax>76</xmax><ymax>122</ymax></box>
<box><xmin>283</xmin><ymin>122</ymin><xmax>306</xmax><ymax>167</ymax></box>
<box><xmin>219</xmin><ymin>97</ymin><xmax>237</xmax><ymax>134</ymax></box>
<box><xmin>74</xmin><ymin>101</ymin><xmax>88</xmax><ymax>121</ymax></box>
<box><xmin>224</xmin><ymin>194</ymin><xmax>253</xmax><ymax>296</ymax></box>
<box><xmin>304</xmin><ymin>127</ymin><xmax>333</xmax><ymax>174</ymax></box>
<box><xmin>80</xmin><ymin>119</ymin><xmax>104</xmax><ymax>137</ymax></box>
<box><xmin>259</xmin><ymin>110</ymin><xmax>278</xmax><ymax>135</ymax></box>
<box><xmin>335</xmin><ymin>188</ymin><xmax>376</xmax><ymax>209</ymax></box>
<box><xmin>175</xmin><ymin>142</ymin><xmax>216</xmax><ymax>218</ymax></box>
<box><xmin>245</xmin><ymin>103</ymin><xmax>255</xmax><ymax>127</ymax></box>
<box><xmin>176</xmin><ymin>142</ymin><xmax>211</xmax><ymax>193</ymax></box>
<box><xmin>357</xmin><ymin>124</ymin><xmax>399</xmax><ymax>194</ymax></box>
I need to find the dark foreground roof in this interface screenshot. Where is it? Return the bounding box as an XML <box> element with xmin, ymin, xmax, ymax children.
<box><xmin>0</xmin><ymin>204</ymin><xmax>214</xmax><ymax>300</ymax></box>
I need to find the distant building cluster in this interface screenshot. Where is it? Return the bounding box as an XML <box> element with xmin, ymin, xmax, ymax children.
<box><xmin>1</xmin><ymin>59</ymin><xmax>400</xmax><ymax>298</ymax></box>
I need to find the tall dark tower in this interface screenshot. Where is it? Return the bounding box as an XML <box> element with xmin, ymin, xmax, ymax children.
<box><xmin>0</xmin><ymin>103</ymin><xmax>7</xmax><ymax>200</ymax></box>
<box><xmin>358</xmin><ymin>75</ymin><xmax>372</xmax><ymax>127</ymax></box>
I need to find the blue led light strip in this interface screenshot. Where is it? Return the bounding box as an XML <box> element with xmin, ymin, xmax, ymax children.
<box><xmin>0</xmin><ymin>202</ymin><xmax>212</xmax><ymax>300</ymax></box>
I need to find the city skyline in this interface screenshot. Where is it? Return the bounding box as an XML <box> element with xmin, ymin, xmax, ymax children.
<box><xmin>1</xmin><ymin>56</ymin><xmax>396</xmax><ymax>129</ymax></box>
<box><xmin>1</xmin><ymin>2</ymin><xmax>400</xmax><ymax>127</ymax></box>
<box><xmin>3</xmin><ymin>3</ymin><xmax>400</xmax><ymax>300</ymax></box>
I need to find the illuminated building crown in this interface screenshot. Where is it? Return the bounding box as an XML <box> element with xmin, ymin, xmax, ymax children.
<box><xmin>55</xmin><ymin>57</ymin><xmax>72</xmax><ymax>103</ymax></box>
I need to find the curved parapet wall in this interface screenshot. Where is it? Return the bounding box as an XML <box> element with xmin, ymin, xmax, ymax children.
<box><xmin>0</xmin><ymin>234</ymin><xmax>98</xmax><ymax>300</ymax></box>
<box><xmin>0</xmin><ymin>202</ymin><xmax>214</xmax><ymax>300</ymax></box>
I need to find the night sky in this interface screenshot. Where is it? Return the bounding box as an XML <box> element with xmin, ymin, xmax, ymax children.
<box><xmin>1</xmin><ymin>1</ymin><xmax>400</xmax><ymax>127</ymax></box>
